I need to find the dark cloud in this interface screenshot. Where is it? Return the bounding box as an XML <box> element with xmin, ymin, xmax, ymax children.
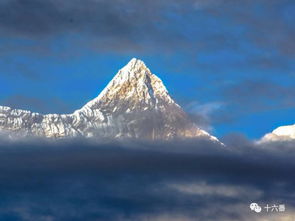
<box><xmin>222</xmin><ymin>80</ymin><xmax>295</xmax><ymax>112</ymax></box>
<box><xmin>0</xmin><ymin>0</ymin><xmax>191</xmax><ymax>52</ymax></box>
<box><xmin>199</xmin><ymin>0</ymin><xmax>295</xmax><ymax>61</ymax></box>
<box><xmin>0</xmin><ymin>0</ymin><xmax>293</xmax><ymax>58</ymax></box>
<box><xmin>0</xmin><ymin>137</ymin><xmax>294</xmax><ymax>220</ymax></box>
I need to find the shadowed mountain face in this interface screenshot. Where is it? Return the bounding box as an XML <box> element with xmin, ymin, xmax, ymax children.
<box><xmin>0</xmin><ymin>58</ymin><xmax>218</xmax><ymax>141</ymax></box>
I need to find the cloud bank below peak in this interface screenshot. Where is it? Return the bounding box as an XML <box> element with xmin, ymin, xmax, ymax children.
<box><xmin>0</xmin><ymin>138</ymin><xmax>294</xmax><ymax>220</ymax></box>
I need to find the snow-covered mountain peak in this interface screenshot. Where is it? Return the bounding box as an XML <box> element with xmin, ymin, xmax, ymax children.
<box><xmin>116</xmin><ymin>57</ymin><xmax>153</xmax><ymax>84</ymax></box>
<box><xmin>124</xmin><ymin>58</ymin><xmax>147</xmax><ymax>71</ymax></box>
<box><xmin>0</xmin><ymin>58</ymin><xmax>221</xmax><ymax>142</ymax></box>
<box><xmin>82</xmin><ymin>58</ymin><xmax>175</xmax><ymax>111</ymax></box>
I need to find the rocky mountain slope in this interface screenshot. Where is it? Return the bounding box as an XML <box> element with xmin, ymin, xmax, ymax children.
<box><xmin>0</xmin><ymin>58</ymin><xmax>219</xmax><ymax>142</ymax></box>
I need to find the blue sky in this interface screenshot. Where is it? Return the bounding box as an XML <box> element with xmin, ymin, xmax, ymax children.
<box><xmin>0</xmin><ymin>0</ymin><xmax>294</xmax><ymax>139</ymax></box>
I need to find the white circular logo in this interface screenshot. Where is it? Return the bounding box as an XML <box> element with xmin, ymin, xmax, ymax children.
<box><xmin>250</xmin><ymin>203</ymin><xmax>262</xmax><ymax>213</ymax></box>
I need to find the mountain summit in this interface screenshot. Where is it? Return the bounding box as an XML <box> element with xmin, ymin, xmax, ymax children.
<box><xmin>0</xmin><ymin>58</ymin><xmax>219</xmax><ymax>142</ymax></box>
<box><xmin>82</xmin><ymin>58</ymin><xmax>176</xmax><ymax>112</ymax></box>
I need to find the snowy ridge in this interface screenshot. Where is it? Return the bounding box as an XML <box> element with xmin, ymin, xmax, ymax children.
<box><xmin>260</xmin><ymin>124</ymin><xmax>295</xmax><ymax>143</ymax></box>
<box><xmin>0</xmin><ymin>58</ymin><xmax>219</xmax><ymax>142</ymax></box>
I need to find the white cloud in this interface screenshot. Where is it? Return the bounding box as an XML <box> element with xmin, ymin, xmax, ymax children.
<box><xmin>186</xmin><ymin>101</ymin><xmax>224</xmax><ymax>131</ymax></box>
<box><xmin>168</xmin><ymin>181</ymin><xmax>263</xmax><ymax>199</ymax></box>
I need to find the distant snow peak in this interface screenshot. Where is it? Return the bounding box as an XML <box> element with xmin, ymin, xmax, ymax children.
<box><xmin>260</xmin><ymin>124</ymin><xmax>295</xmax><ymax>143</ymax></box>
<box><xmin>0</xmin><ymin>58</ymin><xmax>220</xmax><ymax>143</ymax></box>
